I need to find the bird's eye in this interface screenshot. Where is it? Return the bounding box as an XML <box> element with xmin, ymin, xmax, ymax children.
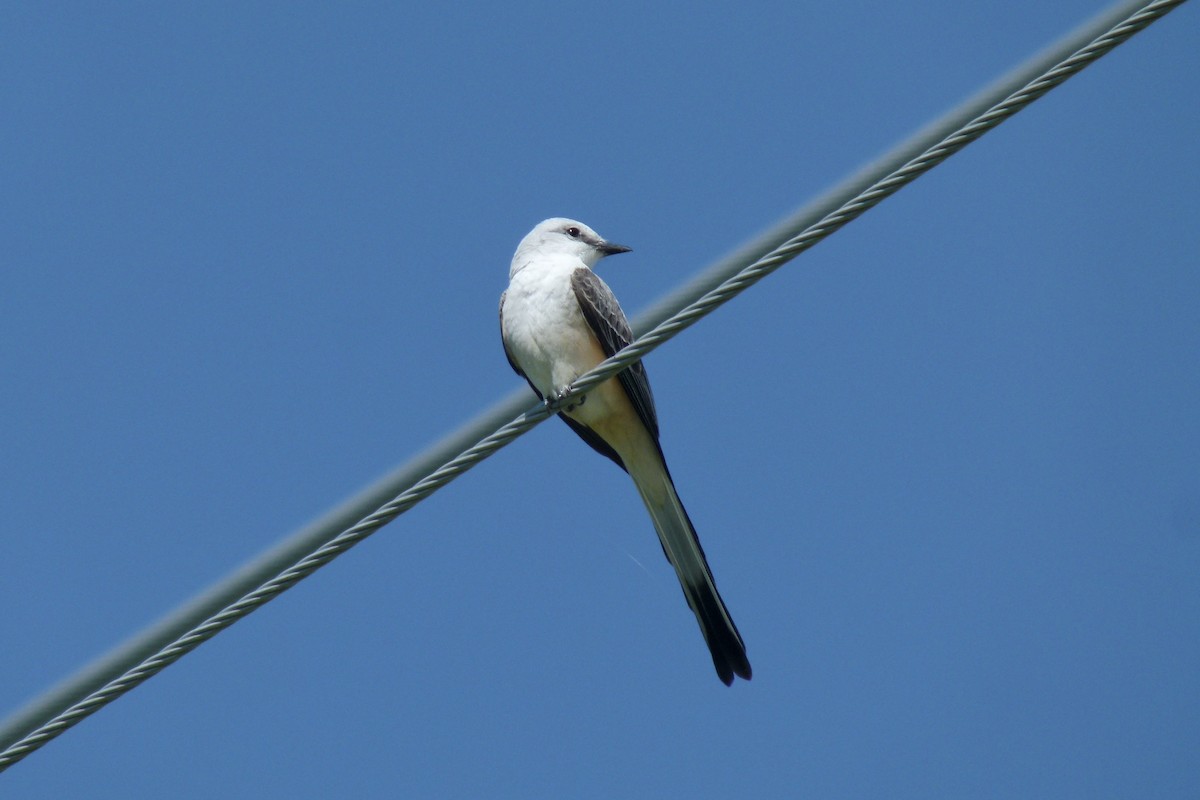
<box><xmin>566</xmin><ymin>227</ymin><xmax>581</xmax><ymax>238</ymax></box>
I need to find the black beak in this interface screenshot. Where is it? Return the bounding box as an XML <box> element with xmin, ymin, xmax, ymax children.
<box><xmin>599</xmin><ymin>242</ymin><xmax>632</xmax><ymax>256</ymax></box>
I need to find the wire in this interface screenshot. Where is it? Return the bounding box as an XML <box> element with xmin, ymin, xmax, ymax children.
<box><xmin>0</xmin><ymin>0</ymin><xmax>1186</xmax><ymax>772</ymax></box>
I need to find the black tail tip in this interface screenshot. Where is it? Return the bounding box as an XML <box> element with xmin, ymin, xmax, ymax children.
<box><xmin>715</xmin><ymin>653</ymin><xmax>752</xmax><ymax>686</ymax></box>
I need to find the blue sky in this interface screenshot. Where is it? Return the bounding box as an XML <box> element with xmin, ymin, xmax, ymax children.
<box><xmin>2</xmin><ymin>1</ymin><xmax>1197</xmax><ymax>797</ymax></box>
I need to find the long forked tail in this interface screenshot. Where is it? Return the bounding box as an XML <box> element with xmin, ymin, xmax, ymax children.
<box><xmin>630</xmin><ymin>457</ymin><xmax>751</xmax><ymax>685</ymax></box>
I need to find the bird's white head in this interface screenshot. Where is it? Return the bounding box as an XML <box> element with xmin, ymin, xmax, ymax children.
<box><xmin>511</xmin><ymin>217</ymin><xmax>632</xmax><ymax>275</ymax></box>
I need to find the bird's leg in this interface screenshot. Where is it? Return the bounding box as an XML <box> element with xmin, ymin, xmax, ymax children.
<box><xmin>546</xmin><ymin>387</ymin><xmax>587</xmax><ymax>413</ymax></box>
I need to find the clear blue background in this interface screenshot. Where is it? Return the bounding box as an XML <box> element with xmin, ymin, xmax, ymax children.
<box><xmin>2</xmin><ymin>1</ymin><xmax>1197</xmax><ymax>797</ymax></box>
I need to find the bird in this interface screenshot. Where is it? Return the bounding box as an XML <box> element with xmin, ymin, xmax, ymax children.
<box><xmin>499</xmin><ymin>218</ymin><xmax>751</xmax><ymax>685</ymax></box>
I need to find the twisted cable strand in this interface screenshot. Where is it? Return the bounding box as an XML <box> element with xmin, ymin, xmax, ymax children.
<box><xmin>566</xmin><ymin>0</ymin><xmax>1182</xmax><ymax>401</ymax></box>
<box><xmin>0</xmin><ymin>0</ymin><xmax>1184</xmax><ymax>772</ymax></box>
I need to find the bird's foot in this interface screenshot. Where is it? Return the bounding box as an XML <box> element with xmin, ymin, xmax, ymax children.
<box><xmin>546</xmin><ymin>388</ymin><xmax>586</xmax><ymax>413</ymax></box>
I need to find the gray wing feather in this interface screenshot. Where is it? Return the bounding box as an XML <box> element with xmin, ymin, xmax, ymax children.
<box><xmin>570</xmin><ymin>268</ymin><xmax>661</xmax><ymax>446</ymax></box>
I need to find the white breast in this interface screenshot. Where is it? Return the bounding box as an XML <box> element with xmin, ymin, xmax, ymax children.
<box><xmin>502</xmin><ymin>257</ymin><xmax>607</xmax><ymax>397</ymax></box>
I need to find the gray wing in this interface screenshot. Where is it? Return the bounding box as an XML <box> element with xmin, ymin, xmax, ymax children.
<box><xmin>570</xmin><ymin>268</ymin><xmax>662</xmax><ymax>447</ymax></box>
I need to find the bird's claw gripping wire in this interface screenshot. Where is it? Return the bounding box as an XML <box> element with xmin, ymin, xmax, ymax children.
<box><xmin>545</xmin><ymin>388</ymin><xmax>586</xmax><ymax>413</ymax></box>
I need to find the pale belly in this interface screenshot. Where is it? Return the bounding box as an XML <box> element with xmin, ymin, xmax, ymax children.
<box><xmin>501</xmin><ymin>265</ymin><xmax>657</xmax><ymax>466</ymax></box>
<box><xmin>502</xmin><ymin>268</ymin><xmax>605</xmax><ymax>397</ymax></box>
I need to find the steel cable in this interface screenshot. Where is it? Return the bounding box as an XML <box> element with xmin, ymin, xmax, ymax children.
<box><xmin>0</xmin><ymin>0</ymin><xmax>1186</xmax><ymax>772</ymax></box>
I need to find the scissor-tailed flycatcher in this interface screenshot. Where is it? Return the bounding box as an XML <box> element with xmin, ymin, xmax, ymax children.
<box><xmin>499</xmin><ymin>218</ymin><xmax>751</xmax><ymax>685</ymax></box>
